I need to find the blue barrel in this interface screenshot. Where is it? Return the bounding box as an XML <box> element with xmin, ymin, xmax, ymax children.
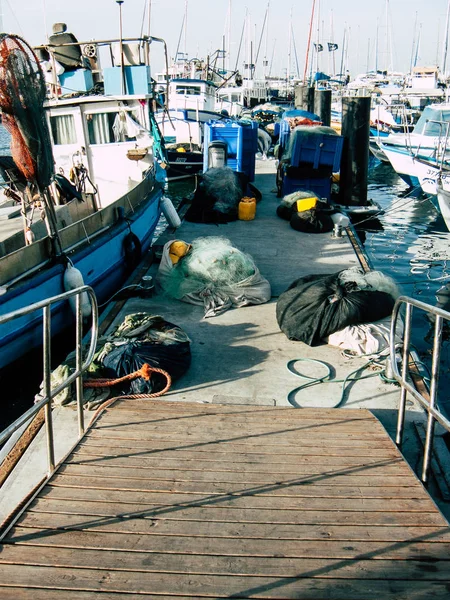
<box><xmin>204</xmin><ymin>120</ymin><xmax>258</xmax><ymax>181</ymax></box>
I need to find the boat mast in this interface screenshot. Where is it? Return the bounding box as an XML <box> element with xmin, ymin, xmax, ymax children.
<box><xmin>303</xmin><ymin>0</ymin><xmax>316</xmax><ymax>83</ymax></box>
<box><xmin>375</xmin><ymin>18</ymin><xmax>379</xmax><ymax>72</ymax></box>
<box><xmin>330</xmin><ymin>9</ymin><xmax>336</xmax><ymax>76</ymax></box>
<box><xmin>410</xmin><ymin>11</ymin><xmax>418</xmax><ymax>73</ymax></box>
<box><xmin>315</xmin><ymin>0</ymin><xmax>321</xmax><ymax>74</ymax></box>
<box><xmin>264</xmin><ymin>1</ymin><xmax>270</xmax><ymax>78</ymax></box>
<box><xmin>227</xmin><ymin>0</ymin><xmax>231</xmax><ymax>73</ymax></box>
<box><xmin>442</xmin><ymin>0</ymin><xmax>450</xmax><ymax>76</ymax></box>
<box><xmin>184</xmin><ymin>0</ymin><xmax>188</xmax><ymax>61</ymax></box>
<box><xmin>287</xmin><ymin>7</ymin><xmax>292</xmax><ymax>92</ymax></box>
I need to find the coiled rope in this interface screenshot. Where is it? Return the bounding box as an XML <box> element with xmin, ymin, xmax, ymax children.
<box><xmin>286</xmin><ymin>356</ymin><xmax>385</xmax><ymax>409</ymax></box>
<box><xmin>83</xmin><ymin>362</ymin><xmax>172</xmax><ymax>399</ymax></box>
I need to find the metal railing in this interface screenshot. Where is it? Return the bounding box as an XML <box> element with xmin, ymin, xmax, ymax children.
<box><xmin>0</xmin><ymin>286</ymin><xmax>98</xmax><ymax>476</ymax></box>
<box><xmin>390</xmin><ymin>295</ymin><xmax>450</xmax><ymax>484</ymax></box>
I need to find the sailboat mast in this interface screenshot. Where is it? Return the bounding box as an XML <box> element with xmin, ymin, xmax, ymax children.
<box><xmin>287</xmin><ymin>7</ymin><xmax>292</xmax><ymax>90</ymax></box>
<box><xmin>442</xmin><ymin>0</ymin><xmax>450</xmax><ymax>75</ymax></box>
<box><xmin>303</xmin><ymin>0</ymin><xmax>316</xmax><ymax>83</ymax></box>
<box><xmin>264</xmin><ymin>1</ymin><xmax>270</xmax><ymax>78</ymax></box>
<box><xmin>184</xmin><ymin>0</ymin><xmax>188</xmax><ymax>59</ymax></box>
<box><xmin>375</xmin><ymin>18</ymin><xmax>379</xmax><ymax>72</ymax></box>
<box><xmin>410</xmin><ymin>11</ymin><xmax>418</xmax><ymax>73</ymax></box>
<box><xmin>227</xmin><ymin>0</ymin><xmax>231</xmax><ymax>73</ymax></box>
<box><xmin>316</xmin><ymin>0</ymin><xmax>321</xmax><ymax>74</ymax></box>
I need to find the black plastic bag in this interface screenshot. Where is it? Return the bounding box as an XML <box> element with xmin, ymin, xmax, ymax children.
<box><xmin>101</xmin><ymin>339</ymin><xmax>191</xmax><ymax>394</ymax></box>
<box><xmin>276</xmin><ymin>272</ymin><xmax>396</xmax><ymax>346</ymax></box>
<box><xmin>290</xmin><ymin>208</ymin><xmax>334</xmax><ymax>233</ymax></box>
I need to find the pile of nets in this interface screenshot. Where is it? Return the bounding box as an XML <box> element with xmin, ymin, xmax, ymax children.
<box><xmin>0</xmin><ymin>34</ymin><xmax>54</xmax><ymax>189</ymax></box>
<box><xmin>158</xmin><ymin>236</ymin><xmax>272</xmax><ymax>317</ymax></box>
<box><xmin>185</xmin><ymin>167</ymin><xmax>244</xmax><ymax>223</ymax></box>
<box><xmin>36</xmin><ymin>314</ymin><xmax>192</xmax><ymax>408</ymax></box>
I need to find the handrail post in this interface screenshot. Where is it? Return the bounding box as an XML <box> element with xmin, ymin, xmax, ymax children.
<box><xmin>422</xmin><ymin>315</ymin><xmax>444</xmax><ymax>483</ymax></box>
<box><xmin>75</xmin><ymin>294</ymin><xmax>85</xmax><ymax>437</ymax></box>
<box><xmin>43</xmin><ymin>305</ymin><xmax>55</xmax><ymax>474</ymax></box>
<box><xmin>396</xmin><ymin>303</ymin><xmax>413</xmax><ymax>447</ymax></box>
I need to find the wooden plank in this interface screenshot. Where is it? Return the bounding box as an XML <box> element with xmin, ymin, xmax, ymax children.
<box><xmin>2</xmin><ymin>544</ymin><xmax>450</xmax><ymax>580</ymax></box>
<box><xmin>1</xmin><ymin>564</ymin><xmax>450</xmax><ymax>598</ymax></box>
<box><xmin>4</xmin><ymin>528</ymin><xmax>450</xmax><ymax>561</ymax></box>
<box><xmin>14</xmin><ymin>511</ymin><xmax>450</xmax><ymax>542</ymax></box>
<box><xmin>62</xmin><ymin>452</ymin><xmax>406</xmax><ymax>468</ymax></box>
<box><xmin>37</xmin><ymin>485</ymin><xmax>439</xmax><ymax>512</ymax></box>
<box><xmin>80</xmin><ymin>435</ymin><xmax>397</xmax><ymax>450</ymax></box>
<box><xmin>59</xmin><ymin>462</ymin><xmax>416</xmax><ymax>486</ymax></box>
<box><xmin>0</xmin><ymin>589</ymin><xmax>175</xmax><ymax>600</ymax></box>
<box><xmin>85</xmin><ymin>429</ymin><xmax>394</xmax><ymax>444</ymax></box>
<box><xmin>89</xmin><ymin>419</ymin><xmax>387</xmax><ymax>436</ymax></box>
<box><xmin>98</xmin><ymin>402</ymin><xmax>373</xmax><ymax>418</ymax></box>
<box><xmin>26</xmin><ymin>498</ymin><xmax>449</xmax><ymax>527</ymax></box>
<box><xmin>74</xmin><ymin>440</ymin><xmax>398</xmax><ymax>457</ymax></box>
<box><xmin>49</xmin><ymin>470</ymin><xmax>428</xmax><ymax>499</ymax></box>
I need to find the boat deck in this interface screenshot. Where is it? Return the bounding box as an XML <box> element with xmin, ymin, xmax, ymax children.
<box><xmin>1</xmin><ymin>399</ymin><xmax>450</xmax><ymax>599</ymax></box>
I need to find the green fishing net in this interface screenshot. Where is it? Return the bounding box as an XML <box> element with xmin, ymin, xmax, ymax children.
<box><xmin>163</xmin><ymin>236</ymin><xmax>257</xmax><ymax>299</ymax></box>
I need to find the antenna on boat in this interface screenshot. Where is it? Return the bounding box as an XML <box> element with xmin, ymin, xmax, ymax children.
<box><xmin>116</xmin><ymin>0</ymin><xmax>126</xmax><ymax>94</ymax></box>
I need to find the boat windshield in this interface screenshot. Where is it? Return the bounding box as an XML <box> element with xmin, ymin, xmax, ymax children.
<box><xmin>413</xmin><ymin>107</ymin><xmax>450</xmax><ymax>136</ymax></box>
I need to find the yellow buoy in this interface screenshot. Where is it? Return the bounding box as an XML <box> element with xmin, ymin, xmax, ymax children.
<box><xmin>169</xmin><ymin>240</ymin><xmax>191</xmax><ymax>264</ymax></box>
<box><xmin>238</xmin><ymin>197</ymin><xmax>257</xmax><ymax>221</ymax></box>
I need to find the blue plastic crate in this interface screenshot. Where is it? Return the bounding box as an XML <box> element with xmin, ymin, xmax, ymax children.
<box><xmin>204</xmin><ymin>120</ymin><xmax>258</xmax><ymax>181</ymax></box>
<box><xmin>59</xmin><ymin>69</ymin><xmax>94</xmax><ymax>94</ymax></box>
<box><xmin>289</xmin><ymin>130</ymin><xmax>344</xmax><ymax>171</ymax></box>
<box><xmin>103</xmin><ymin>66</ymin><xmax>152</xmax><ymax>95</ymax></box>
<box><xmin>281</xmin><ymin>175</ymin><xmax>331</xmax><ymax>200</ymax></box>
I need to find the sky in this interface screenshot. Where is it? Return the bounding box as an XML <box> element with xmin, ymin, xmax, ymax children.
<box><xmin>2</xmin><ymin>0</ymin><xmax>450</xmax><ymax>79</ymax></box>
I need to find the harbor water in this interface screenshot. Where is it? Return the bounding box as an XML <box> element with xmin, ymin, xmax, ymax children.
<box><xmin>1</xmin><ymin>125</ymin><xmax>450</xmax><ymax>427</ymax></box>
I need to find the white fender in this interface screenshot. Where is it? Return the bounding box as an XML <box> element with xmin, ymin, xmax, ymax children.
<box><xmin>63</xmin><ymin>264</ymin><xmax>92</xmax><ymax>318</ymax></box>
<box><xmin>161</xmin><ymin>196</ymin><xmax>181</xmax><ymax>228</ymax></box>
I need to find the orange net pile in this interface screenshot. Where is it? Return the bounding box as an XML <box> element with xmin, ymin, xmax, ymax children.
<box><xmin>0</xmin><ymin>34</ymin><xmax>53</xmax><ymax>188</ymax></box>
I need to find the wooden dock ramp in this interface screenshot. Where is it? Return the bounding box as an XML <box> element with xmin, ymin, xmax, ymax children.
<box><xmin>1</xmin><ymin>400</ymin><xmax>450</xmax><ymax>598</ymax></box>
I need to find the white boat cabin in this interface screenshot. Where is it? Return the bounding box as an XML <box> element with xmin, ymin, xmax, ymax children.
<box><xmin>167</xmin><ymin>79</ymin><xmax>217</xmax><ymax>112</ymax></box>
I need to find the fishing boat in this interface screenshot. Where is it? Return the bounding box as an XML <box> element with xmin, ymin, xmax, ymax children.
<box><xmin>412</xmin><ymin>155</ymin><xmax>450</xmax><ymax>230</ymax></box>
<box><xmin>155</xmin><ymin>78</ymin><xmax>224</xmax><ymax>180</ymax></box>
<box><xmin>379</xmin><ymin>104</ymin><xmax>450</xmax><ymax>187</ymax></box>
<box><xmin>0</xmin><ymin>27</ymin><xmax>168</xmax><ymax>370</ymax></box>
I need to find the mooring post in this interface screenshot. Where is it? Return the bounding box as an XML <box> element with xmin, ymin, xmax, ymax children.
<box><xmin>339</xmin><ymin>96</ymin><xmax>371</xmax><ymax>206</ymax></box>
<box><xmin>313</xmin><ymin>89</ymin><xmax>332</xmax><ymax>126</ymax></box>
<box><xmin>294</xmin><ymin>84</ymin><xmax>315</xmax><ymax>114</ymax></box>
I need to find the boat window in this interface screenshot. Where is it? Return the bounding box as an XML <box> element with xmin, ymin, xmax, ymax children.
<box><xmin>50</xmin><ymin>114</ymin><xmax>77</xmax><ymax>145</ymax></box>
<box><xmin>86</xmin><ymin>112</ymin><xmax>138</xmax><ymax>144</ymax></box>
<box><xmin>175</xmin><ymin>86</ymin><xmax>202</xmax><ymax>96</ymax></box>
<box><xmin>231</xmin><ymin>94</ymin><xmax>241</xmax><ymax>103</ymax></box>
<box><xmin>414</xmin><ymin>109</ymin><xmax>450</xmax><ymax>136</ymax></box>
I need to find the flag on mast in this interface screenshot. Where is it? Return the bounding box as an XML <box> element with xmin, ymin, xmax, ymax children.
<box><xmin>328</xmin><ymin>42</ymin><xmax>338</xmax><ymax>51</ymax></box>
<box><xmin>314</xmin><ymin>43</ymin><xmax>323</xmax><ymax>52</ymax></box>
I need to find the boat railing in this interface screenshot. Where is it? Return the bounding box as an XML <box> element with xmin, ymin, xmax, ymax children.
<box><xmin>0</xmin><ymin>286</ymin><xmax>98</xmax><ymax>476</ymax></box>
<box><xmin>390</xmin><ymin>295</ymin><xmax>450</xmax><ymax>484</ymax></box>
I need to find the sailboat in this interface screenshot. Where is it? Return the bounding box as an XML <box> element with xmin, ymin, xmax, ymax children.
<box><xmin>0</xmin><ymin>24</ymin><xmax>168</xmax><ymax>371</ymax></box>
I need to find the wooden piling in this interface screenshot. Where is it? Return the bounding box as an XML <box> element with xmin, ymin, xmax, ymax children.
<box><xmin>294</xmin><ymin>85</ymin><xmax>315</xmax><ymax>114</ymax></box>
<box><xmin>313</xmin><ymin>89</ymin><xmax>332</xmax><ymax>126</ymax></box>
<box><xmin>339</xmin><ymin>96</ymin><xmax>371</xmax><ymax>206</ymax></box>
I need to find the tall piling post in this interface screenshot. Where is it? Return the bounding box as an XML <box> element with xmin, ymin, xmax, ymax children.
<box><xmin>294</xmin><ymin>84</ymin><xmax>315</xmax><ymax>113</ymax></box>
<box><xmin>314</xmin><ymin>89</ymin><xmax>332</xmax><ymax>126</ymax></box>
<box><xmin>339</xmin><ymin>96</ymin><xmax>371</xmax><ymax>206</ymax></box>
